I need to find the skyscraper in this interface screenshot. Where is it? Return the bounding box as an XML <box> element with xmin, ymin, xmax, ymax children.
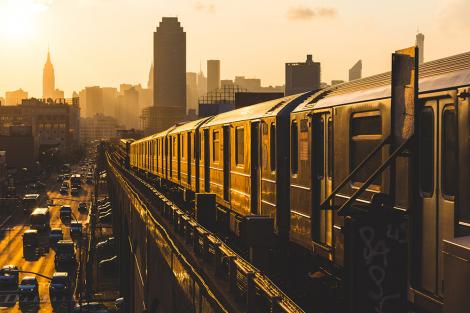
<box><xmin>285</xmin><ymin>54</ymin><xmax>321</xmax><ymax>96</ymax></box>
<box><xmin>152</xmin><ymin>17</ymin><xmax>186</xmax><ymax>132</ymax></box>
<box><xmin>416</xmin><ymin>32</ymin><xmax>424</xmax><ymax>65</ymax></box>
<box><xmin>43</xmin><ymin>49</ymin><xmax>55</xmax><ymax>99</ymax></box>
<box><xmin>349</xmin><ymin>60</ymin><xmax>362</xmax><ymax>81</ymax></box>
<box><xmin>207</xmin><ymin>60</ymin><xmax>220</xmax><ymax>93</ymax></box>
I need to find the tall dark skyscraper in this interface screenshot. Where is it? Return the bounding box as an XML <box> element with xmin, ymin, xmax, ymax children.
<box><xmin>152</xmin><ymin>17</ymin><xmax>187</xmax><ymax>132</ymax></box>
<box><xmin>43</xmin><ymin>49</ymin><xmax>55</xmax><ymax>99</ymax></box>
<box><xmin>285</xmin><ymin>54</ymin><xmax>321</xmax><ymax>96</ymax></box>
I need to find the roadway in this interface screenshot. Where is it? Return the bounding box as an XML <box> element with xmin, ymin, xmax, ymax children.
<box><xmin>0</xmin><ymin>174</ymin><xmax>93</xmax><ymax>312</ymax></box>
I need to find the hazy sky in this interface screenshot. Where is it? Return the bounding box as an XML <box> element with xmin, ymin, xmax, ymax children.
<box><xmin>0</xmin><ymin>0</ymin><xmax>469</xmax><ymax>98</ymax></box>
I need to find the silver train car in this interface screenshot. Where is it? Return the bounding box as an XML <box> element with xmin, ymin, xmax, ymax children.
<box><xmin>129</xmin><ymin>51</ymin><xmax>470</xmax><ymax>310</ymax></box>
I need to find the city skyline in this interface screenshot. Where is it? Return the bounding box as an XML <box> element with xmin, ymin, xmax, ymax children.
<box><xmin>0</xmin><ymin>0</ymin><xmax>469</xmax><ymax>98</ymax></box>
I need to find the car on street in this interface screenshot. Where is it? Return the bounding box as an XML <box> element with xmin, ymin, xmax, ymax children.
<box><xmin>71</xmin><ymin>187</ymin><xmax>80</xmax><ymax>196</ymax></box>
<box><xmin>49</xmin><ymin>272</ymin><xmax>71</xmax><ymax>300</ymax></box>
<box><xmin>30</xmin><ymin>207</ymin><xmax>50</xmax><ymax>231</ymax></box>
<box><xmin>0</xmin><ymin>265</ymin><xmax>19</xmax><ymax>290</ymax></box>
<box><xmin>23</xmin><ymin>229</ymin><xmax>39</xmax><ymax>249</ymax></box>
<box><xmin>60</xmin><ymin>185</ymin><xmax>68</xmax><ymax>195</ymax></box>
<box><xmin>55</xmin><ymin>240</ymin><xmax>76</xmax><ymax>271</ymax></box>
<box><xmin>70</xmin><ymin>221</ymin><xmax>83</xmax><ymax>238</ymax></box>
<box><xmin>60</xmin><ymin>205</ymin><xmax>72</xmax><ymax>223</ymax></box>
<box><xmin>49</xmin><ymin>228</ymin><xmax>64</xmax><ymax>246</ymax></box>
<box><xmin>19</xmin><ymin>276</ymin><xmax>39</xmax><ymax>297</ymax></box>
<box><xmin>72</xmin><ymin>302</ymin><xmax>110</xmax><ymax>313</ymax></box>
<box><xmin>22</xmin><ymin>194</ymin><xmax>40</xmax><ymax>214</ymax></box>
<box><xmin>78</xmin><ymin>202</ymin><xmax>88</xmax><ymax>213</ymax></box>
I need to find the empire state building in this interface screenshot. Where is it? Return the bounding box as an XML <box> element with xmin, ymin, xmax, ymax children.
<box><xmin>43</xmin><ymin>49</ymin><xmax>55</xmax><ymax>99</ymax></box>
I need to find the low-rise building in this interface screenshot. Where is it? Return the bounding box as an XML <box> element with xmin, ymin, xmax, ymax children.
<box><xmin>0</xmin><ymin>98</ymin><xmax>80</xmax><ymax>154</ymax></box>
<box><xmin>80</xmin><ymin>114</ymin><xmax>122</xmax><ymax>142</ymax></box>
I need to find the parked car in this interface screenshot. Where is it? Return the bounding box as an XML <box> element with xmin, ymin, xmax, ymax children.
<box><xmin>98</xmin><ymin>213</ymin><xmax>112</xmax><ymax>224</ymax></box>
<box><xmin>19</xmin><ymin>276</ymin><xmax>39</xmax><ymax>297</ymax></box>
<box><xmin>78</xmin><ymin>202</ymin><xmax>88</xmax><ymax>213</ymax></box>
<box><xmin>98</xmin><ymin>256</ymin><xmax>118</xmax><ymax>276</ymax></box>
<box><xmin>0</xmin><ymin>265</ymin><xmax>19</xmax><ymax>290</ymax></box>
<box><xmin>72</xmin><ymin>302</ymin><xmax>110</xmax><ymax>313</ymax></box>
<box><xmin>49</xmin><ymin>272</ymin><xmax>71</xmax><ymax>300</ymax></box>
<box><xmin>49</xmin><ymin>228</ymin><xmax>64</xmax><ymax>246</ymax></box>
<box><xmin>97</xmin><ymin>237</ymin><xmax>116</xmax><ymax>260</ymax></box>
<box><xmin>97</xmin><ymin>198</ymin><xmax>109</xmax><ymax>206</ymax></box>
<box><xmin>98</xmin><ymin>208</ymin><xmax>112</xmax><ymax>217</ymax></box>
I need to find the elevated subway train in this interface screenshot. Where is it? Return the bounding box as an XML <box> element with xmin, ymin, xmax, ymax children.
<box><xmin>129</xmin><ymin>51</ymin><xmax>470</xmax><ymax>309</ymax></box>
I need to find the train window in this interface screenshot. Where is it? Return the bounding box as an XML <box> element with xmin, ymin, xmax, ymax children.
<box><xmin>419</xmin><ymin>107</ymin><xmax>434</xmax><ymax>196</ymax></box>
<box><xmin>213</xmin><ymin>130</ymin><xmax>220</xmax><ymax>162</ymax></box>
<box><xmin>328</xmin><ymin>118</ymin><xmax>333</xmax><ymax>178</ymax></box>
<box><xmin>350</xmin><ymin>111</ymin><xmax>382</xmax><ymax>187</ymax></box>
<box><xmin>313</xmin><ymin>116</ymin><xmax>324</xmax><ymax>179</ymax></box>
<box><xmin>270</xmin><ymin>123</ymin><xmax>276</xmax><ymax>172</ymax></box>
<box><xmin>442</xmin><ymin>106</ymin><xmax>457</xmax><ymax>197</ymax></box>
<box><xmin>235</xmin><ymin>127</ymin><xmax>244</xmax><ymax>165</ymax></box>
<box><xmin>291</xmin><ymin>120</ymin><xmax>299</xmax><ymax>174</ymax></box>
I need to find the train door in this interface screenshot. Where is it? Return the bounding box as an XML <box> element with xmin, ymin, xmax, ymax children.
<box><xmin>187</xmin><ymin>132</ymin><xmax>192</xmax><ymax>185</ymax></box>
<box><xmin>312</xmin><ymin>112</ymin><xmax>333</xmax><ymax>253</ymax></box>
<box><xmin>177</xmin><ymin>134</ymin><xmax>181</xmax><ymax>181</ymax></box>
<box><xmin>223</xmin><ymin>126</ymin><xmax>230</xmax><ymax>201</ymax></box>
<box><xmin>418</xmin><ymin>95</ymin><xmax>456</xmax><ymax>297</ymax></box>
<box><xmin>251</xmin><ymin>122</ymin><xmax>260</xmax><ymax>214</ymax></box>
<box><xmin>204</xmin><ymin>129</ymin><xmax>210</xmax><ymax>192</ymax></box>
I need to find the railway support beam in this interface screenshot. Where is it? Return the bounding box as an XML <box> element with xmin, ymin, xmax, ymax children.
<box><xmin>195</xmin><ymin>193</ymin><xmax>216</xmax><ymax>229</ymax></box>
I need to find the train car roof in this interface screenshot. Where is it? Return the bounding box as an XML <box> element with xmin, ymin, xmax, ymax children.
<box><xmin>132</xmin><ymin>125</ymin><xmax>176</xmax><ymax>145</ymax></box>
<box><xmin>150</xmin><ymin>125</ymin><xmax>177</xmax><ymax>139</ymax></box>
<box><xmin>202</xmin><ymin>94</ymin><xmax>307</xmax><ymax>127</ymax></box>
<box><xmin>168</xmin><ymin>116</ymin><xmax>213</xmax><ymax>135</ymax></box>
<box><xmin>294</xmin><ymin>51</ymin><xmax>470</xmax><ymax>112</ymax></box>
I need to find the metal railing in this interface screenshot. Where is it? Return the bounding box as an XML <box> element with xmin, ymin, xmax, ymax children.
<box><xmin>106</xmin><ymin>152</ymin><xmax>305</xmax><ymax>313</ymax></box>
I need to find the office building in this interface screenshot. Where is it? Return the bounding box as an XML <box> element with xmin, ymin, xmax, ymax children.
<box><xmin>0</xmin><ymin>98</ymin><xmax>80</xmax><ymax>154</ymax></box>
<box><xmin>186</xmin><ymin>72</ymin><xmax>198</xmax><ymax>114</ymax></box>
<box><xmin>80</xmin><ymin>114</ymin><xmax>122</xmax><ymax>142</ymax></box>
<box><xmin>152</xmin><ymin>17</ymin><xmax>187</xmax><ymax>132</ymax></box>
<box><xmin>197</xmin><ymin>70</ymin><xmax>207</xmax><ymax>97</ymax></box>
<box><xmin>234</xmin><ymin>76</ymin><xmax>261</xmax><ymax>91</ymax></box>
<box><xmin>43</xmin><ymin>49</ymin><xmax>64</xmax><ymax>100</ymax></box>
<box><xmin>416</xmin><ymin>32</ymin><xmax>424</xmax><ymax>65</ymax></box>
<box><xmin>349</xmin><ymin>60</ymin><xmax>362</xmax><ymax>81</ymax></box>
<box><xmin>285</xmin><ymin>54</ymin><xmax>321</xmax><ymax>96</ymax></box>
<box><xmin>207</xmin><ymin>60</ymin><xmax>220</xmax><ymax>93</ymax></box>
<box><xmin>5</xmin><ymin>89</ymin><xmax>28</xmax><ymax>105</ymax></box>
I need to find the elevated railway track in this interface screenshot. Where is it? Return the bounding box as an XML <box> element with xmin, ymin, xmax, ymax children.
<box><xmin>106</xmin><ymin>150</ymin><xmax>305</xmax><ymax>313</ymax></box>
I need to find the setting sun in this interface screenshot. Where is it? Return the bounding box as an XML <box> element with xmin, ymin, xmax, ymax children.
<box><xmin>0</xmin><ymin>0</ymin><xmax>47</xmax><ymax>39</ymax></box>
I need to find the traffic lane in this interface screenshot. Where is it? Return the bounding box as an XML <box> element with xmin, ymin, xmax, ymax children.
<box><xmin>0</xmin><ymin>180</ymin><xmax>91</xmax><ymax>311</ymax></box>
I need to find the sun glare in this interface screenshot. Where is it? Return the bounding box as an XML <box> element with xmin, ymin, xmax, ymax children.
<box><xmin>0</xmin><ymin>0</ymin><xmax>47</xmax><ymax>39</ymax></box>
